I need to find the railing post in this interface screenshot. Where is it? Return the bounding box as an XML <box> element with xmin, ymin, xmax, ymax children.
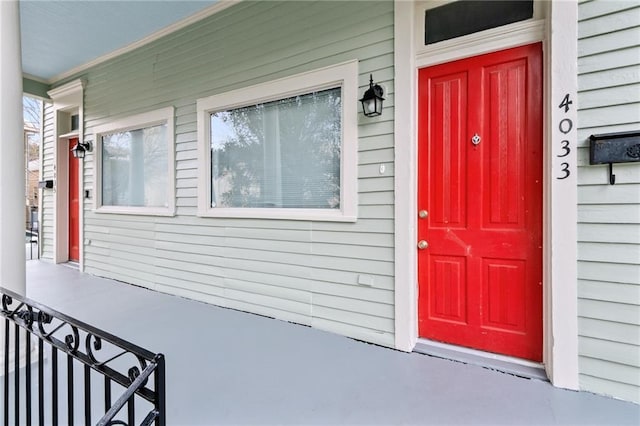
<box><xmin>154</xmin><ymin>354</ymin><xmax>166</xmax><ymax>426</ymax></box>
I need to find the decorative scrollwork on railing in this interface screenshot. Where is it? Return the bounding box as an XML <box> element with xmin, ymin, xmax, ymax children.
<box><xmin>2</xmin><ymin>294</ymin><xmax>13</xmax><ymax>312</ymax></box>
<box><xmin>2</xmin><ymin>294</ymin><xmax>24</xmax><ymax>320</ymax></box>
<box><xmin>16</xmin><ymin>305</ymin><xmax>35</xmax><ymax>327</ymax></box>
<box><xmin>87</xmin><ymin>333</ymin><xmax>103</xmax><ymax>363</ymax></box>
<box><xmin>86</xmin><ymin>333</ymin><xmax>149</xmax><ymax>386</ymax></box>
<box><xmin>1</xmin><ymin>287</ymin><xmax>159</xmax><ymax>392</ymax></box>
<box><xmin>33</xmin><ymin>309</ymin><xmax>81</xmax><ymax>355</ymax></box>
<box><xmin>1</xmin><ymin>286</ymin><xmax>165</xmax><ymax>426</ymax></box>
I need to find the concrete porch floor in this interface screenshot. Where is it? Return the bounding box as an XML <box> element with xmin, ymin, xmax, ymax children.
<box><xmin>24</xmin><ymin>261</ymin><xmax>639</xmax><ymax>425</ymax></box>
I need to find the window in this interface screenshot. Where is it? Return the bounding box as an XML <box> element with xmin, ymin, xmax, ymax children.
<box><xmin>93</xmin><ymin>107</ymin><xmax>175</xmax><ymax>216</ymax></box>
<box><xmin>424</xmin><ymin>1</ymin><xmax>534</xmax><ymax>45</ymax></box>
<box><xmin>197</xmin><ymin>61</ymin><xmax>358</xmax><ymax>221</ymax></box>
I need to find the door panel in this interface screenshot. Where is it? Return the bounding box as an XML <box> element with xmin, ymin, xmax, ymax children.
<box><xmin>482</xmin><ymin>259</ymin><xmax>526</xmax><ymax>332</ymax></box>
<box><xmin>69</xmin><ymin>138</ymin><xmax>80</xmax><ymax>262</ymax></box>
<box><xmin>429</xmin><ymin>72</ymin><xmax>467</xmax><ymax>229</ymax></box>
<box><xmin>430</xmin><ymin>255</ymin><xmax>467</xmax><ymax>324</ymax></box>
<box><xmin>418</xmin><ymin>44</ymin><xmax>542</xmax><ymax>361</ymax></box>
<box><xmin>484</xmin><ymin>59</ymin><xmax>527</xmax><ymax>229</ymax></box>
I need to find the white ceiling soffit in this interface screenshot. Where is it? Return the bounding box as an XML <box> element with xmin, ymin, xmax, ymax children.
<box><xmin>20</xmin><ymin>0</ymin><xmax>228</xmax><ymax>83</ymax></box>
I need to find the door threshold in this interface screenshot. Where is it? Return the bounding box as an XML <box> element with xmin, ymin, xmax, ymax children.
<box><xmin>62</xmin><ymin>261</ymin><xmax>79</xmax><ymax>270</ymax></box>
<box><xmin>414</xmin><ymin>338</ymin><xmax>548</xmax><ymax>381</ymax></box>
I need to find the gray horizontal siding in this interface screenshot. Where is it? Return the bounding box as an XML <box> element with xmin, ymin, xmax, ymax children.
<box><xmin>54</xmin><ymin>1</ymin><xmax>396</xmax><ymax>347</ymax></box>
<box><xmin>577</xmin><ymin>0</ymin><xmax>640</xmax><ymax>403</ymax></box>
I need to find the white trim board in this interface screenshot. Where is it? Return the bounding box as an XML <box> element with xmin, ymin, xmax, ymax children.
<box><xmin>415</xmin><ymin>20</ymin><xmax>545</xmax><ymax>68</ymax></box>
<box><xmin>393</xmin><ymin>0</ymin><xmax>417</xmax><ymax>352</ymax></box>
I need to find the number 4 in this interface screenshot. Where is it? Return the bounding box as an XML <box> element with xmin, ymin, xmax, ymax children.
<box><xmin>559</xmin><ymin>94</ymin><xmax>573</xmax><ymax>113</ymax></box>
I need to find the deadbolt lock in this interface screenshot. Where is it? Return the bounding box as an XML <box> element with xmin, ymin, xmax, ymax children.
<box><xmin>419</xmin><ymin>210</ymin><xmax>428</xmax><ymax>219</ymax></box>
<box><xmin>417</xmin><ymin>240</ymin><xmax>429</xmax><ymax>250</ymax></box>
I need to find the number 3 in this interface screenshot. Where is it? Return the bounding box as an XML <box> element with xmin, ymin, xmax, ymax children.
<box><xmin>557</xmin><ymin>162</ymin><xmax>570</xmax><ymax>180</ymax></box>
<box><xmin>557</xmin><ymin>140</ymin><xmax>570</xmax><ymax>158</ymax></box>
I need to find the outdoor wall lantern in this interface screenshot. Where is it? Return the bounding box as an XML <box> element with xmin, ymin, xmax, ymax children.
<box><xmin>359</xmin><ymin>74</ymin><xmax>385</xmax><ymax>117</ymax></box>
<box><xmin>71</xmin><ymin>141</ymin><xmax>92</xmax><ymax>159</ymax></box>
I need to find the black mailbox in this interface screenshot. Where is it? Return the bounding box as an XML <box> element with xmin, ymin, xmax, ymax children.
<box><xmin>38</xmin><ymin>180</ymin><xmax>54</xmax><ymax>189</ymax></box>
<box><xmin>589</xmin><ymin>131</ymin><xmax>640</xmax><ymax>185</ymax></box>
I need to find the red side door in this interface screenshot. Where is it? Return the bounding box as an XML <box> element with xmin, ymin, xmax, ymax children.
<box><xmin>417</xmin><ymin>44</ymin><xmax>543</xmax><ymax>361</ymax></box>
<box><xmin>68</xmin><ymin>138</ymin><xmax>80</xmax><ymax>262</ymax></box>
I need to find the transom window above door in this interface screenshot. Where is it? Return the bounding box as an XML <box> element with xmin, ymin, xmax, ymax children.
<box><xmin>196</xmin><ymin>61</ymin><xmax>358</xmax><ymax>222</ymax></box>
<box><xmin>93</xmin><ymin>107</ymin><xmax>176</xmax><ymax>216</ymax></box>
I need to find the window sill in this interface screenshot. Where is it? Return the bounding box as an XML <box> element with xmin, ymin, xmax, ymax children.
<box><xmin>94</xmin><ymin>206</ymin><xmax>175</xmax><ymax>217</ymax></box>
<box><xmin>197</xmin><ymin>207</ymin><xmax>357</xmax><ymax>222</ymax></box>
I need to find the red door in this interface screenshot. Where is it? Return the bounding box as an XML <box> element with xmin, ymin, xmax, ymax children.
<box><xmin>68</xmin><ymin>138</ymin><xmax>80</xmax><ymax>262</ymax></box>
<box><xmin>417</xmin><ymin>44</ymin><xmax>543</xmax><ymax>361</ymax></box>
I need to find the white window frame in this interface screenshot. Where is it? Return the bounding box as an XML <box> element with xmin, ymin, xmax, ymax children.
<box><xmin>93</xmin><ymin>107</ymin><xmax>176</xmax><ymax>216</ymax></box>
<box><xmin>196</xmin><ymin>60</ymin><xmax>358</xmax><ymax>222</ymax></box>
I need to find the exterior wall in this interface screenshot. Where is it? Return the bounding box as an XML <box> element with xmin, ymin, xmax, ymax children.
<box><xmin>41</xmin><ymin>102</ymin><xmax>55</xmax><ymax>260</ymax></box>
<box><xmin>34</xmin><ymin>0</ymin><xmax>640</xmax><ymax>404</ymax></box>
<box><xmin>576</xmin><ymin>0</ymin><xmax>640</xmax><ymax>403</ymax></box>
<box><xmin>49</xmin><ymin>1</ymin><xmax>396</xmax><ymax>346</ymax></box>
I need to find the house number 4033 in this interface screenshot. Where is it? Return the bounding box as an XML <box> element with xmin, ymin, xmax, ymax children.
<box><xmin>556</xmin><ymin>94</ymin><xmax>573</xmax><ymax>180</ymax></box>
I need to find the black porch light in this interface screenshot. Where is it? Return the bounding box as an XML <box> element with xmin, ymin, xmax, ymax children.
<box><xmin>359</xmin><ymin>74</ymin><xmax>385</xmax><ymax>117</ymax></box>
<box><xmin>71</xmin><ymin>141</ymin><xmax>92</xmax><ymax>159</ymax></box>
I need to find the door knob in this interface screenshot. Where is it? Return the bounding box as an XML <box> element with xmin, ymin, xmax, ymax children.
<box><xmin>417</xmin><ymin>240</ymin><xmax>429</xmax><ymax>250</ymax></box>
<box><xmin>419</xmin><ymin>210</ymin><xmax>428</xmax><ymax>219</ymax></box>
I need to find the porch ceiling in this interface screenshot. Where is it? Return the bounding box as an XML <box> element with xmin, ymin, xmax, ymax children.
<box><xmin>20</xmin><ymin>0</ymin><xmax>218</xmax><ymax>83</ymax></box>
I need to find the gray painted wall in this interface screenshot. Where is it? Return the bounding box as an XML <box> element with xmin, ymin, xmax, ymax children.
<box><xmin>44</xmin><ymin>1</ymin><xmax>396</xmax><ymax>347</ymax></box>
<box><xmin>577</xmin><ymin>0</ymin><xmax>640</xmax><ymax>403</ymax></box>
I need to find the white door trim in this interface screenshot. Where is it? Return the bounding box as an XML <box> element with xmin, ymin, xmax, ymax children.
<box><xmin>543</xmin><ymin>0</ymin><xmax>579</xmax><ymax>389</ymax></box>
<box><xmin>393</xmin><ymin>0</ymin><xmax>418</xmax><ymax>352</ymax></box>
<box><xmin>393</xmin><ymin>0</ymin><xmax>579</xmax><ymax>389</ymax></box>
<box><xmin>47</xmin><ymin>79</ymin><xmax>85</xmax><ymax>270</ymax></box>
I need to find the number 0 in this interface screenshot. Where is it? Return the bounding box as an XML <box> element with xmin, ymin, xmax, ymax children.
<box><xmin>559</xmin><ymin>118</ymin><xmax>573</xmax><ymax>134</ymax></box>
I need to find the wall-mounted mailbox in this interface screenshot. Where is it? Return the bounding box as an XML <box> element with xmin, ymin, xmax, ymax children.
<box><xmin>589</xmin><ymin>131</ymin><xmax>640</xmax><ymax>185</ymax></box>
<box><xmin>38</xmin><ymin>180</ymin><xmax>54</xmax><ymax>189</ymax></box>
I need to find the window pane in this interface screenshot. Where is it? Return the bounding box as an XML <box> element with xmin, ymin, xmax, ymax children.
<box><xmin>210</xmin><ymin>87</ymin><xmax>341</xmax><ymax>209</ymax></box>
<box><xmin>102</xmin><ymin>124</ymin><xmax>168</xmax><ymax>207</ymax></box>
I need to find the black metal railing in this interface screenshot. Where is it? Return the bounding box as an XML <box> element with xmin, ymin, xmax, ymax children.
<box><xmin>0</xmin><ymin>287</ymin><xmax>165</xmax><ymax>425</ymax></box>
<box><xmin>26</xmin><ymin>218</ymin><xmax>39</xmax><ymax>261</ymax></box>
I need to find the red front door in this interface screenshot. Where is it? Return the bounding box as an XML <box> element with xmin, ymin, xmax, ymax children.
<box><xmin>417</xmin><ymin>44</ymin><xmax>543</xmax><ymax>361</ymax></box>
<box><xmin>68</xmin><ymin>138</ymin><xmax>80</xmax><ymax>262</ymax></box>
